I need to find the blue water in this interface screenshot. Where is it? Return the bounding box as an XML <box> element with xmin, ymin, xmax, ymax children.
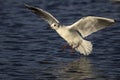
<box><xmin>0</xmin><ymin>0</ymin><xmax>120</xmax><ymax>80</ymax></box>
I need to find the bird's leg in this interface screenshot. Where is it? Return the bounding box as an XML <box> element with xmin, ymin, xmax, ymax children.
<box><xmin>61</xmin><ymin>43</ymin><xmax>75</xmax><ymax>54</ymax></box>
<box><xmin>61</xmin><ymin>43</ymin><xmax>80</xmax><ymax>54</ymax></box>
<box><xmin>69</xmin><ymin>44</ymin><xmax>75</xmax><ymax>54</ymax></box>
<box><xmin>70</xmin><ymin>47</ymin><xmax>75</xmax><ymax>54</ymax></box>
<box><xmin>70</xmin><ymin>43</ymin><xmax>80</xmax><ymax>54</ymax></box>
<box><xmin>61</xmin><ymin>44</ymin><xmax>70</xmax><ymax>51</ymax></box>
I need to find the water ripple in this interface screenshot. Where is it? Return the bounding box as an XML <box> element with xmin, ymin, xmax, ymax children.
<box><xmin>0</xmin><ymin>0</ymin><xmax>120</xmax><ymax>80</ymax></box>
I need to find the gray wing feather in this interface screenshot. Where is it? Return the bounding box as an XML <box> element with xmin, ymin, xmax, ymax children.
<box><xmin>69</xmin><ymin>16</ymin><xmax>115</xmax><ymax>37</ymax></box>
<box><xmin>25</xmin><ymin>4</ymin><xmax>59</xmax><ymax>25</ymax></box>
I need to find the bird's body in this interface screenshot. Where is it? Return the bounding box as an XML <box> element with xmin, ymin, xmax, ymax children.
<box><xmin>56</xmin><ymin>26</ymin><xmax>81</xmax><ymax>44</ymax></box>
<box><xmin>25</xmin><ymin>4</ymin><xmax>115</xmax><ymax>55</ymax></box>
<box><xmin>56</xmin><ymin>26</ymin><xmax>92</xmax><ymax>55</ymax></box>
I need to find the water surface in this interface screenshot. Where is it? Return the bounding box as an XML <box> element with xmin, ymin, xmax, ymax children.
<box><xmin>0</xmin><ymin>0</ymin><xmax>120</xmax><ymax>80</ymax></box>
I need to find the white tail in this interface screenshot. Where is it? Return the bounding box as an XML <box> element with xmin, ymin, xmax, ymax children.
<box><xmin>75</xmin><ymin>40</ymin><xmax>93</xmax><ymax>55</ymax></box>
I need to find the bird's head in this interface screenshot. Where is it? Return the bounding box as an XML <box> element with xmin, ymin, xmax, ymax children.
<box><xmin>50</xmin><ymin>23</ymin><xmax>60</xmax><ymax>30</ymax></box>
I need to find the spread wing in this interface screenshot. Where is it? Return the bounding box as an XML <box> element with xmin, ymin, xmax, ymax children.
<box><xmin>25</xmin><ymin>4</ymin><xmax>59</xmax><ymax>25</ymax></box>
<box><xmin>69</xmin><ymin>16</ymin><xmax>115</xmax><ymax>37</ymax></box>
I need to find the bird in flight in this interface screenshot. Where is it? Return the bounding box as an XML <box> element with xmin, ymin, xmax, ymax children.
<box><xmin>25</xmin><ymin>4</ymin><xmax>115</xmax><ymax>56</ymax></box>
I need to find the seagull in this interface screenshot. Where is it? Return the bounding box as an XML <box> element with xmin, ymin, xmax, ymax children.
<box><xmin>25</xmin><ymin>4</ymin><xmax>115</xmax><ymax>55</ymax></box>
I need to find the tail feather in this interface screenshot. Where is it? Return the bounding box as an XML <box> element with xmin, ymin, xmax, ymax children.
<box><xmin>75</xmin><ymin>40</ymin><xmax>93</xmax><ymax>55</ymax></box>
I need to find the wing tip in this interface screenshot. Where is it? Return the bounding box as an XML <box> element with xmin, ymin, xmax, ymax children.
<box><xmin>114</xmin><ymin>19</ymin><xmax>117</xmax><ymax>23</ymax></box>
<box><xmin>24</xmin><ymin>4</ymin><xmax>38</xmax><ymax>11</ymax></box>
<box><xmin>24</xmin><ymin>4</ymin><xmax>34</xmax><ymax>10</ymax></box>
<box><xmin>24</xmin><ymin>4</ymin><xmax>31</xmax><ymax>8</ymax></box>
<box><xmin>110</xmin><ymin>19</ymin><xmax>116</xmax><ymax>25</ymax></box>
<box><xmin>24</xmin><ymin>4</ymin><xmax>41</xmax><ymax>14</ymax></box>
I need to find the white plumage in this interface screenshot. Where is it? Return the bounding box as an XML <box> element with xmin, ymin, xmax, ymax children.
<box><xmin>25</xmin><ymin>4</ymin><xmax>115</xmax><ymax>55</ymax></box>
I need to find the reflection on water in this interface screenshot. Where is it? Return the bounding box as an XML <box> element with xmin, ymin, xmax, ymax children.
<box><xmin>55</xmin><ymin>57</ymin><xmax>103</xmax><ymax>80</ymax></box>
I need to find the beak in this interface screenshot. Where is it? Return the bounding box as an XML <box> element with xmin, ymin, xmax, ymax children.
<box><xmin>45</xmin><ymin>24</ymin><xmax>52</xmax><ymax>30</ymax></box>
<box><xmin>46</xmin><ymin>27</ymin><xmax>51</xmax><ymax>30</ymax></box>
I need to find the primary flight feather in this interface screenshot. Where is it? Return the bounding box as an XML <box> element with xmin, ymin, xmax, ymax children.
<box><xmin>25</xmin><ymin>4</ymin><xmax>115</xmax><ymax>55</ymax></box>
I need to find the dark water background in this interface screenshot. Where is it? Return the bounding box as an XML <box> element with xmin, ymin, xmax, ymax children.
<box><xmin>0</xmin><ymin>0</ymin><xmax>120</xmax><ymax>80</ymax></box>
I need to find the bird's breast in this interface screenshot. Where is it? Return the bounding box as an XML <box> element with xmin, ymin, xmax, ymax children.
<box><xmin>56</xmin><ymin>27</ymin><xmax>82</xmax><ymax>44</ymax></box>
<box><xmin>56</xmin><ymin>28</ymin><xmax>71</xmax><ymax>39</ymax></box>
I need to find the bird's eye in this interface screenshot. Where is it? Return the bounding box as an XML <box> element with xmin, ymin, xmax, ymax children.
<box><xmin>54</xmin><ymin>24</ymin><xmax>56</xmax><ymax>26</ymax></box>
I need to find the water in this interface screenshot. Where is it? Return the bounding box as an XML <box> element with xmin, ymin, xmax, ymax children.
<box><xmin>0</xmin><ymin>0</ymin><xmax>120</xmax><ymax>80</ymax></box>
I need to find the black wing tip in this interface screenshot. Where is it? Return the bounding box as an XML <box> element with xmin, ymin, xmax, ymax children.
<box><xmin>24</xmin><ymin>4</ymin><xmax>35</xmax><ymax>9</ymax></box>
<box><xmin>24</xmin><ymin>4</ymin><xmax>40</xmax><ymax>12</ymax></box>
<box><xmin>24</xmin><ymin>4</ymin><xmax>31</xmax><ymax>8</ymax></box>
<box><xmin>114</xmin><ymin>19</ymin><xmax>117</xmax><ymax>23</ymax></box>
